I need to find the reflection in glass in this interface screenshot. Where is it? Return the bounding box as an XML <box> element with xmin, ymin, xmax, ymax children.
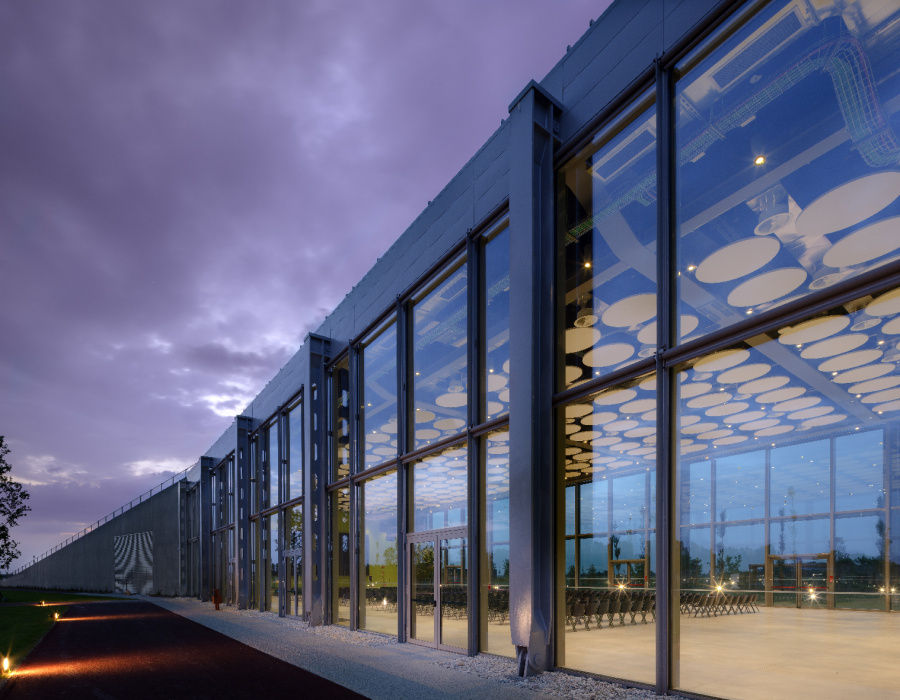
<box><xmin>674</xmin><ymin>283</ymin><xmax>900</xmax><ymax>698</ymax></box>
<box><xmin>361</xmin><ymin>322</ymin><xmax>398</xmax><ymax>471</ymax></box>
<box><xmin>331</xmin><ymin>487</ymin><xmax>350</xmax><ymax>626</ymax></box>
<box><xmin>557</xmin><ymin>98</ymin><xmax>657</xmax><ymax>391</ymax></box>
<box><xmin>480</xmin><ymin>430</ymin><xmax>512</xmax><ymax>657</ymax></box>
<box><xmin>288</xmin><ymin>403</ymin><xmax>303</xmax><ymax>501</ymax></box>
<box><xmin>411</xmin><ymin>541</ymin><xmax>435</xmax><ymax>643</ymax></box>
<box><xmin>411</xmin><ymin>444</ymin><xmax>467</xmax><ymax>532</ymax></box>
<box><xmin>358</xmin><ymin>471</ymin><xmax>398</xmax><ymax>635</ymax></box>
<box><xmin>440</xmin><ymin>537</ymin><xmax>468</xmax><ymax>650</ymax></box>
<box><xmin>558</xmin><ymin>377</ymin><xmax>656</xmax><ymax>684</ymax></box>
<box><xmin>484</xmin><ymin>228</ymin><xmax>510</xmax><ymax>420</ymax></box>
<box><xmin>412</xmin><ymin>264</ymin><xmax>467</xmax><ymax>450</ymax></box>
<box><xmin>332</xmin><ymin>357</ymin><xmax>350</xmax><ymax>481</ymax></box>
<box><xmin>677</xmin><ymin>0</ymin><xmax>900</xmax><ymax>340</ymax></box>
<box><xmin>249</xmin><ymin>517</ymin><xmax>258</xmax><ymax>608</ymax></box>
<box><xmin>286</xmin><ymin>504</ymin><xmax>302</xmax><ymax>616</ymax></box>
<box><xmin>263</xmin><ymin>512</ymin><xmax>279</xmax><ymax>613</ymax></box>
<box><xmin>268</xmin><ymin>423</ymin><xmax>279</xmax><ymax>509</ymax></box>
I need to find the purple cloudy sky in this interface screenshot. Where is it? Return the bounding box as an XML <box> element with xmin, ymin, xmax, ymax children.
<box><xmin>0</xmin><ymin>0</ymin><xmax>612</xmax><ymax>568</ymax></box>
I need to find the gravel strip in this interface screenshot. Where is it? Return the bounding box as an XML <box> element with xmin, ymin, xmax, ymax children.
<box><xmin>150</xmin><ymin>597</ymin><xmax>661</xmax><ymax>700</ymax></box>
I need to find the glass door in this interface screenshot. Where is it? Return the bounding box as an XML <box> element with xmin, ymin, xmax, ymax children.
<box><xmin>769</xmin><ymin>554</ymin><xmax>833</xmax><ymax>608</ymax></box>
<box><xmin>410</xmin><ymin>538</ymin><xmax>436</xmax><ymax>643</ymax></box>
<box><xmin>408</xmin><ymin>527</ymin><xmax>468</xmax><ymax>651</ymax></box>
<box><xmin>439</xmin><ymin>536</ymin><xmax>468</xmax><ymax>650</ymax></box>
<box><xmin>770</xmin><ymin>557</ymin><xmax>798</xmax><ymax>607</ymax></box>
<box><xmin>284</xmin><ymin>553</ymin><xmax>302</xmax><ymax>616</ymax></box>
<box><xmin>799</xmin><ymin>557</ymin><xmax>830</xmax><ymax>609</ymax></box>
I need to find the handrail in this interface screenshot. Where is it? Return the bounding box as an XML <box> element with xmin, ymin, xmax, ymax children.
<box><xmin>4</xmin><ymin>465</ymin><xmax>195</xmax><ymax>577</ymax></box>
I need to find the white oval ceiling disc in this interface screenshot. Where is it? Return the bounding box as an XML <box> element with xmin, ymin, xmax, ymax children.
<box><xmin>796</xmin><ymin>171</ymin><xmax>900</xmax><ymax>237</ymax></box>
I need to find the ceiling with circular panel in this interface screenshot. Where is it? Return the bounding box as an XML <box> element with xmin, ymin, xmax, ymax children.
<box><xmin>557</xmin><ymin>0</ymin><xmax>900</xmax><ymax>396</ymax></box>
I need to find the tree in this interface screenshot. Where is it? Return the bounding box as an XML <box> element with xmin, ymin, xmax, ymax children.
<box><xmin>1</xmin><ymin>436</ymin><xmax>31</xmax><ymax>572</ymax></box>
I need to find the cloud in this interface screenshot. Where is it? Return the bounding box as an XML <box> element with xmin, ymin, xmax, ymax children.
<box><xmin>0</xmin><ymin>0</ymin><xmax>611</xmax><ymax>566</ymax></box>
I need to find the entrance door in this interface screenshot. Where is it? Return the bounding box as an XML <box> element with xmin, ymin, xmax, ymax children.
<box><xmin>768</xmin><ymin>554</ymin><xmax>833</xmax><ymax>608</ymax></box>
<box><xmin>284</xmin><ymin>551</ymin><xmax>302</xmax><ymax>616</ymax></box>
<box><xmin>407</xmin><ymin>527</ymin><xmax>468</xmax><ymax>652</ymax></box>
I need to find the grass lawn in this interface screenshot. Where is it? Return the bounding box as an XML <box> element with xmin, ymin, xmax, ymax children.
<box><xmin>0</xmin><ymin>604</ymin><xmax>67</xmax><ymax>676</ymax></box>
<box><xmin>0</xmin><ymin>589</ymin><xmax>121</xmax><ymax>605</ymax></box>
<box><xmin>0</xmin><ymin>590</ymin><xmax>125</xmax><ymax>676</ymax></box>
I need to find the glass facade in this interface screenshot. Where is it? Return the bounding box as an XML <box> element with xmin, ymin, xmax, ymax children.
<box><xmin>480</xmin><ymin>429</ymin><xmax>512</xmax><ymax>657</ymax></box>
<box><xmin>558</xmin><ymin>97</ymin><xmax>657</xmax><ymax>390</ymax></box>
<box><xmin>412</xmin><ymin>263</ymin><xmax>468</xmax><ymax>450</ymax></box>
<box><xmin>410</xmin><ymin>443</ymin><xmax>468</xmax><ymax>532</ymax></box>
<box><xmin>358</xmin><ymin>470</ymin><xmax>397</xmax><ymax>635</ymax></box>
<box><xmin>557</xmin><ymin>378</ymin><xmax>657</xmax><ymax>683</ymax></box>
<box><xmin>288</xmin><ymin>402</ymin><xmax>303</xmax><ymax>501</ymax></box>
<box><xmin>332</xmin><ymin>357</ymin><xmax>351</xmax><ymax>482</ymax></box>
<box><xmin>361</xmin><ymin>322</ymin><xmax>398</xmax><ymax>472</ymax></box>
<box><xmin>331</xmin><ymin>486</ymin><xmax>350</xmax><ymax>626</ymax></box>
<box><xmin>483</xmin><ymin>228</ymin><xmax>510</xmax><ymax>420</ymax></box>
<box><xmin>128</xmin><ymin>1</ymin><xmax>900</xmax><ymax>695</ymax></box>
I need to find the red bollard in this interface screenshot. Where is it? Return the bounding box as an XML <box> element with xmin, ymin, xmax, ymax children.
<box><xmin>212</xmin><ymin>588</ymin><xmax>220</xmax><ymax>610</ymax></box>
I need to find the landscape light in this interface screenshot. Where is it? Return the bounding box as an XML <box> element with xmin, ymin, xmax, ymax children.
<box><xmin>2</xmin><ymin>657</ymin><xmax>8</xmax><ymax>674</ymax></box>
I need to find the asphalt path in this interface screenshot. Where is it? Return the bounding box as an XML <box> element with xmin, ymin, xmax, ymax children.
<box><xmin>0</xmin><ymin>601</ymin><xmax>367</xmax><ymax>699</ymax></box>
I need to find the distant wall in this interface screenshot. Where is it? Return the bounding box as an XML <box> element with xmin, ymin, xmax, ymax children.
<box><xmin>3</xmin><ymin>482</ymin><xmax>186</xmax><ymax>595</ymax></box>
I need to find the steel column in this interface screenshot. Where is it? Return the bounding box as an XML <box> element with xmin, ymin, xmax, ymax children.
<box><xmin>507</xmin><ymin>80</ymin><xmax>562</xmax><ymax>676</ymax></box>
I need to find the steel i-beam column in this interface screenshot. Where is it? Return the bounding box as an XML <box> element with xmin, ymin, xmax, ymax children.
<box><xmin>236</xmin><ymin>416</ymin><xmax>253</xmax><ymax>609</ymax></box>
<box><xmin>199</xmin><ymin>456</ymin><xmax>215</xmax><ymax>602</ymax></box>
<box><xmin>507</xmin><ymin>80</ymin><xmax>562</xmax><ymax>677</ymax></box>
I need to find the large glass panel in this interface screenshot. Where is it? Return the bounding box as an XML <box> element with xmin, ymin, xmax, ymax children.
<box><xmin>410</xmin><ymin>443</ymin><xmax>468</xmax><ymax>532</ymax></box>
<box><xmin>480</xmin><ymin>429</ymin><xmax>512</xmax><ymax>657</ymax></box>
<box><xmin>330</xmin><ymin>486</ymin><xmax>350</xmax><ymax>626</ymax></box>
<box><xmin>332</xmin><ymin>357</ymin><xmax>350</xmax><ymax>482</ymax></box>
<box><xmin>557</xmin><ymin>377</ymin><xmax>657</xmax><ymax>685</ymax></box>
<box><xmin>268</xmin><ymin>422</ymin><xmax>279</xmax><ymax>508</ymax></box>
<box><xmin>288</xmin><ymin>402</ymin><xmax>303</xmax><ymax>501</ymax></box>
<box><xmin>677</xmin><ymin>0</ymin><xmax>900</xmax><ymax>341</ymax></box>
<box><xmin>412</xmin><ymin>263</ymin><xmax>467</xmax><ymax>450</ymax></box>
<box><xmin>287</xmin><ymin>504</ymin><xmax>302</xmax><ymax>616</ymax></box>
<box><xmin>411</xmin><ymin>541</ymin><xmax>435</xmax><ymax>643</ymax></box>
<box><xmin>361</xmin><ymin>322</ymin><xmax>398</xmax><ymax>471</ymax></box>
<box><xmin>263</xmin><ymin>512</ymin><xmax>279</xmax><ymax>613</ymax></box>
<box><xmin>358</xmin><ymin>471</ymin><xmax>398</xmax><ymax>635</ymax></box>
<box><xmin>834</xmin><ymin>513</ymin><xmax>885</xmax><ymax>610</ymax></box>
<box><xmin>249</xmin><ymin>517</ymin><xmax>258</xmax><ymax>608</ymax></box>
<box><xmin>440</xmin><ymin>536</ymin><xmax>468</xmax><ymax>650</ymax></box>
<box><xmin>250</xmin><ymin>438</ymin><xmax>258</xmax><ymax>515</ymax></box>
<box><xmin>483</xmin><ymin>228</ymin><xmax>510</xmax><ymax>420</ymax></box>
<box><xmin>558</xmin><ymin>98</ymin><xmax>657</xmax><ymax>391</ymax></box>
<box><xmin>674</xmin><ymin>285</ymin><xmax>900</xmax><ymax>699</ymax></box>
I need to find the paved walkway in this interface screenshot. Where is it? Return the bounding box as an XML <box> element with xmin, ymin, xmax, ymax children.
<box><xmin>146</xmin><ymin>597</ymin><xmax>559</xmax><ymax>700</ymax></box>
<box><xmin>0</xmin><ymin>601</ymin><xmax>366</xmax><ymax>700</ymax></box>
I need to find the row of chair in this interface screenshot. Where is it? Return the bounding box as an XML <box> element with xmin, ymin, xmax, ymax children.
<box><xmin>565</xmin><ymin>592</ymin><xmax>657</xmax><ymax>632</ymax></box>
<box><xmin>680</xmin><ymin>593</ymin><xmax>759</xmax><ymax>616</ymax></box>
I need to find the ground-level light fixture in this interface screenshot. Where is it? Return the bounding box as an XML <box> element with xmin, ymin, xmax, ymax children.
<box><xmin>2</xmin><ymin>657</ymin><xmax>8</xmax><ymax>674</ymax></box>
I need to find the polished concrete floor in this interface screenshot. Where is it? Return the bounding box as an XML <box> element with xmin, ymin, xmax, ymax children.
<box><xmin>560</xmin><ymin>606</ymin><xmax>900</xmax><ymax>699</ymax></box>
<box><xmin>337</xmin><ymin>601</ymin><xmax>900</xmax><ymax>699</ymax></box>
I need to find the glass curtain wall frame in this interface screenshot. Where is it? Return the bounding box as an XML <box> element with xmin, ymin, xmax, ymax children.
<box><xmin>671</xmin><ymin>285</ymin><xmax>900</xmax><ymax>700</ymax></box>
<box><xmin>482</xmin><ymin>226</ymin><xmax>511</xmax><ymax>421</ymax></box>
<box><xmin>360</xmin><ymin>319</ymin><xmax>399</xmax><ymax>473</ymax></box>
<box><xmin>555</xmin><ymin>79</ymin><xmax>659</xmax><ymax>686</ymax></box>
<box><xmin>557</xmin><ymin>91</ymin><xmax>658</xmax><ymax>394</ymax></box>
<box><xmin>665</xmin><ymin>0</ymin><xmax>900</xmax><ymax>697</ymax></box>
<box><xmin>478</xmin><ymin>426</ymin><xmax>513</xmax><ymax>658</ymax></box>
<box><xmin>330</xmin><ymin>485</ymin><xmax>351</xmax><ymax>626</ymax></box>
<box><xmin>332</xmin><ymin>355</ymin><xmax>351</xmax><ymax>482</ymax></box>
<box><xmin>410</xmin><ymin>259</ymin><xmax>468</xmax><ymax>452</ymax></box>
<box><xmin>555</xmin><ymin>375</ymin><xmax>658</xmax><ymax>685</ymax></box>
<box><xmin>287</xmin><ymin>397</ymin><xmax>303</xmax><ymax>502</ymax></box>
<box><xmin>357</xmin><ymin>469</ymin><xmax>398</xmax><ymax>635</ymax></box>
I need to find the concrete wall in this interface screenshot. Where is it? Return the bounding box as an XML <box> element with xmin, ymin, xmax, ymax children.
<box><xmin>4</xmin><ymin>482</ymin><xmax>186</xmax><ymax>595</ymax></box>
